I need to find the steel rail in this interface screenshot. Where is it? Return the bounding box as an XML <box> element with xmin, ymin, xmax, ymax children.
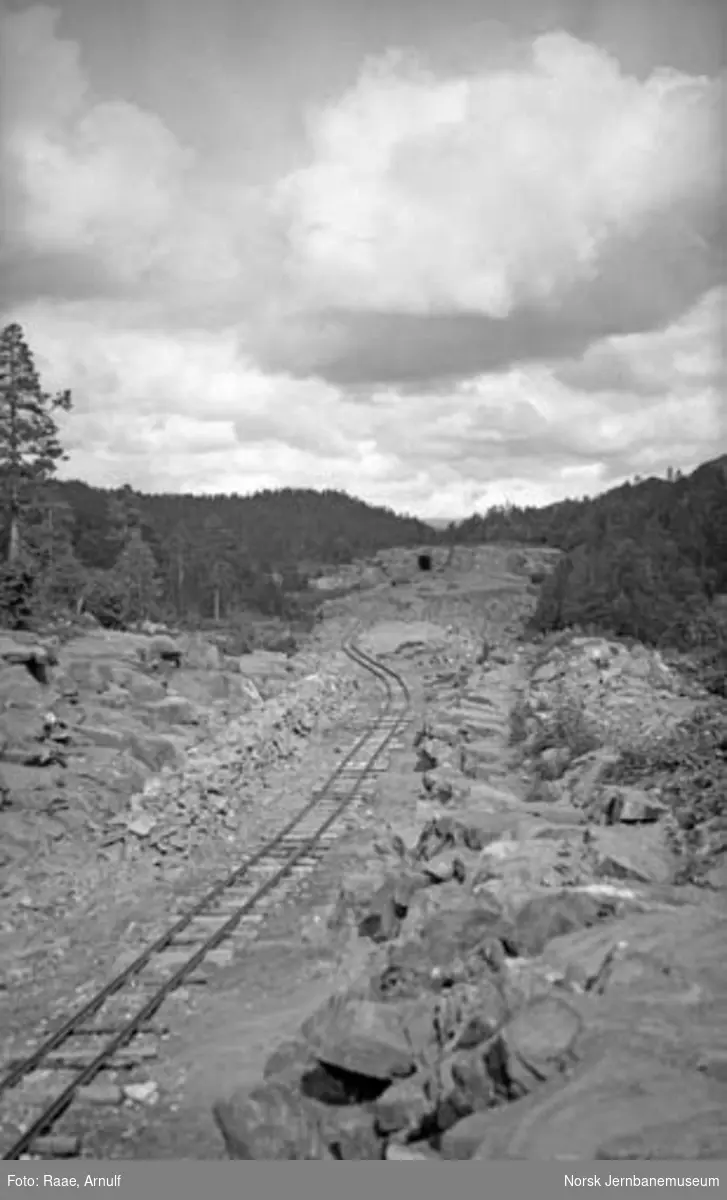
<box><xmin>0</xmin><ymin>631</ymin><xmax>410</xmax><ymax>1160</ymax></box>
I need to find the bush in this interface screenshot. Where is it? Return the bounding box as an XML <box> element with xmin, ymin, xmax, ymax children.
<box><xmin>0</xmin><ymin>561</ymin><xmax>37</xmax><ymax>630</ymax></box>
<box><xmin>82</xmin><ymin>570</ymin><xmax>127</xmax><ymax>628</ymax></box>
<box><xmin>528</xmin><ymin>687</ymin><xmax>602</xmax><ymax>762</ymax></box>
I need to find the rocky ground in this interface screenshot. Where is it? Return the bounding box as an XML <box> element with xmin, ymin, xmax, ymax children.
<box><xmin>0</xmin><ymin>610</ymin><xmax>381</xmax><ymax>1064</ymax></box>
<box><xmin>2</xmin><ymin>542</ymin><xmax>726</xmax><ymax>1159</ymax></box>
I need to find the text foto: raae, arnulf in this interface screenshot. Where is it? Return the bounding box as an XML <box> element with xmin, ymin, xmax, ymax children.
<box><xmin>7</xmin><ymin>1176</ymin><xmax>122</xmax><ymax>1189</ymax></box>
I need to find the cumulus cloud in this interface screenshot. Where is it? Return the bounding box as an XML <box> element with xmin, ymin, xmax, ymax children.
<box><xmin>554</xmin><ymin>285</ymin><xmax>724</xmax><ymax>399</ymax></box>
<box><xmin>1</xmin><ymin>7</ymin><xmax>183</xmax><ymax>282</ymax></box>
<box><xmin>18</xmin><ymin>300</ymin><xmax>381</xmax><ymax>495</ymax></box>
<box><xmin>367</xmin><ymin>286</ymin><xmax>726</xmax><ymax>512</ymax></box>
<box><xmin>0</xmin><ymin>5</ymin><xmax>277</xmax><ymax>310</ymax></box>
<box><xmin>277</xmin><ymin>35</ymin><xmax>721</xmax><ymax>321</ymax></box>
<box><xmin>1</xmin><ymin>8</ymin><xmax>724</xmax><ymax>519</ymax></box>
<box><xmin>18</xmin><ymin>282</ymin><xmax>723</xmax><ymax>519</ymax></box>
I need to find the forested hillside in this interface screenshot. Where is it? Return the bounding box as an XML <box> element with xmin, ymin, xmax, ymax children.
<box><xmin>2</xmin><ymin>318</ymin><xmax>724</xmax><ymax>667</ymax></box>
<box><xmin>1</xmin><ymin>475</ymin><xmax>434</xmax><ymax>629</ymax></box>
<box><xmin>0</xmin><ymin>322</ymin><xmax>434</xmax><ymax>631</ymax></box>
<box><xmin>450</xmin><ymin>457</ymin><xmax>727</xmax><ymax>684</ymax></box>
<box><xmin>52</xmin><ymin>480</ymin><xmax>432</xmax><ymax>621</ymax></box>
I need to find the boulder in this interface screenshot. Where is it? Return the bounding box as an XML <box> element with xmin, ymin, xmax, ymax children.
<box><xmin>537</xmin><ymin>746</ymin><xmax>572</xmax><ymax>780</ymax></box>
<box><xmin>147</xmin><ymin>636</ymin><xmax>184</xmax><ymax>668</ymax></box>
<box><xmin>511</xmin><ymin>890</ymin><xmax>620</xmax><ymax>957</ymax></box>
<box><xmin>421</xmin><ymin>767</ymin><xmax>471</xmax><ymax>805</ymax></box>
<box><xmin>184</xmin><ymin>637</ymin><xmax>220</xmax><ymax>671</ymax></box>
<box><xmin>422</xmin><ymin>852</ymin><xmax>467</xmax><ymax>885</ymax></box>
<box><xmin>318</xmin><ymin>1106</ymin><xmax>384</xmax><ymax>1159</ymax></box>
<box><xmin>471</xmin><ymin>1048</ymin><xmax>725</xmax><ymax>1160</ymax></box>
<box><xmin>355</xmin><ymin>871</ymin><xmax>426</xmax><ymax>943</ymax></box>
<box><xmin>262</xmin><ymin>1038</ymin><xmax>318</xmax><ymax>1085</ymax></box>
<box><xmin>460</xmin><ymin>739</ymin><xmax>502</xmax><ymax>780</ymax></box>
<box><xmin>371</xmin><ymin>1074</ymin><xmax>432</xmax><ymax>1137</ymax></box>
<box><xmin>101</xmin><ymin>665</ymin><xmax>168</xmax><ymax>702</ymax></box>
<box><xmin>372</xmin><ymin>901</ymin><xmax>515</xmax><ymax>999</ymax></box>
<box><xmin>62</xmin><ymin>659</ymin><xmax>109</xmax><ymax>693</ymax></box>
<box><xmin>484</xmin><ymin>995</ymin><xmax>583</xmax><ymax>1101</ymax></box>
<box><xmin>0</xmin><ymin>663</ymin><xmax>48</xmax><ymax>708</ymax></box>
<box><xmin>589</xmin><ymin>826</ymin><xmax>674</xmax><ymax>886</ymax></box>
<box><xmin>435</xmin><ymin>1049</ymin><xmax>496</xmax><ymax>1133</ymax></box>
<box><xmin>129</xmin><ymin>731</ymin><xmax>184</xmax><ymax>772</ymax></box>
<box><xmin>423</xmin><ymin>714</ymin><xmax>465</xmax><ymax>747</ymax></box>
<box><xmin>0</xmin><ymin>636</ymin><xmax>57</xmax><ymax>676</ymax></box>
<box><xmin>415</xmin><ymin>737</ymin><xmax>458</xmax><ymax>772</ymax></box>
<box><xmin>414</xmin><ymin>814</ymin><xmax>501</xmax><ymax>861</ymax></box>
<box><xmin>465</xmin><ymin>780</ymin><xmax>523</xmax><ymax>811</ymax></box>
<box><xmin>213</xmin><ymin>1080</ymin><xmax>328</xmax><ymax>1159</ymax></box>
<box><xmin>301</xmin><ymin>994</ymin><xmax>417</xmax><ymax>1084</ymax></box>
<box><xmin>601</xmin><ymin>785</ymin><xmax>668</xmax><ymax>825</ymax></box>
<box><xmin>595</xmin><ymin>1109</ymin><xmax>727</xmax><ymax>1160</ymax></box>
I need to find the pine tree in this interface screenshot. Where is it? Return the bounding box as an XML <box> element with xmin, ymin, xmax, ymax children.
<box><xmin>198</xmin><ymin>515</ymin><xmax>240</xmax><ymax>621</ymax></box>
<box><xmin>0</xmin><ymin>323</ymin><xmax>72</xmax><ymax>563</ymax></box>
<box><xmin>106</xmin><ymin>484</ymin><xmax>143</xmax><ymax>550</ymax></box>
<box><xmin>111</xmin><ymin>529</ymin><xmax>162</xmax><ymax>622</ymax></box>
<box><xmin>23</xmin><ymin>488</ymin><xmax>86</xmax><ymax>609</ymax></box>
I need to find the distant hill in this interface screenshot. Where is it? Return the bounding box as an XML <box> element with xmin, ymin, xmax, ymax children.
<box><xmin>451</xmin><ymin>457</ymin><xmax>726</xmax><ymax>563</ymax></box>
<box><xmin>448</xmin><ymin>456</ymin><xmax>727</xmax><ymax>665</ymax></box>
<box><xmin>43</xmin><ymin>480</ymin><xmax>435</xmax><ymax>624</ymax></box>
<box><xmin>425</xmin><ymin>517</ymin><xmax>456</xmax><ymax>531</ymax></box>
<box><xmin>54</xmin><ymin>481</ymin><xmax>434</xmax><ymax>566</ymax></box>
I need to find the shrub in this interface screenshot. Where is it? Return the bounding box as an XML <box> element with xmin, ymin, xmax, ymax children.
<box><xmin>81</xmin><ymin>570</ymin><xmax>126</xmax><ymax>629</ymax></box>
<box><xmin>0</xmin><ymin>560</ymin><xmax>37</xmax><ymax>630</ymax></box>
<box><xmin>528</xmin><ymin>687</ymin><xmax>602</xmax><ymax>763</ymax></box>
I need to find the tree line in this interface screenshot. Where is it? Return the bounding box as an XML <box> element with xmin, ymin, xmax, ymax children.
<box><xmin>447</xmin><ymin>455</ymin><xmax>727</xmax><ymax>690</ymax></box>
<box><xmin>0</xmin><ymin>323</ymin><xmax>433</xmax><ymax>630</ymax></box>
<box><xmin>4</xmin><ymin>318</ymin><xmax>724</xmax><ymax>683</ymax></box>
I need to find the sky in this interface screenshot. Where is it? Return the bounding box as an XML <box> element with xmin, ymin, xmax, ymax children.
<box><xmin>0</xmin><ymin>0</ymin><xmax>725</xmax><ymax>519</ymax></box>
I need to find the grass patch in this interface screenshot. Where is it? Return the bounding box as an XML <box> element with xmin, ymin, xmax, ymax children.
<box><xmin>509</xmin><ymin>684</ymin><xmax>602</xmax><ymax>769</ymax></box>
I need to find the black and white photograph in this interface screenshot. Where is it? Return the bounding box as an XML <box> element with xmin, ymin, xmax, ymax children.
<box><xmin>0</xmin><ymin>0</ymin><xmax>725</xmax><ymax>1171</ymax></box>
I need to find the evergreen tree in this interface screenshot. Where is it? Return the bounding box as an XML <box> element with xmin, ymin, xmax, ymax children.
<box><xmin>23</xmin><ymin>488</ymin><xmax>86</xmax><ymax>609</ymax></box>
<box><xmin>197</xmin><ymin>514</ymin><xmax>243</xmax><ymax>620</ymax></box>
<box><xmin>111</xmin><ymin>529</ymin><xmax>162</xmax><ymax>622</ymax></box>
<box><xmin>0</xmin><ymin>323</ymin><xmax>72</xmax><ymax>562</ymax></box>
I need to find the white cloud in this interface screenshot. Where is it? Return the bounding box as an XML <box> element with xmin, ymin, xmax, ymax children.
<box><xmin>276</xmin><ymin>35</ymin><xmax>721</xmax><ymax>317</ymax></box>
<box><xmin>14</xmin><ymin>283</ymin><xmax>721</xmax><ymax>519</ymax></box>
<box><xmin>0</xmin><ymin>6</ymin><xmax>272</xmax><ymax>298</ymax></box>
<box><xmin>18</xmin><ymin>301</ymin><xmax>380</xmax><ymax>492</ymax></box>
<box><xmin>1</xmin><ymin>10</ymin><xmax>724</xmax><ymax>520</ymax></box>
<box><xmin>1</xmin><ymin>8</ymin><xmax>184</xmax><ymax>279</ymax></box>
<box><xmin>347</xmin><ymin>286</ymin><xmax>725</xmax><ymax>515</ymax></box>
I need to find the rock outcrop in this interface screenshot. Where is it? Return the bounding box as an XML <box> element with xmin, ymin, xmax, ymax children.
<box><xmin>213</xmin><ymin>629</ymin><xmax>727</xmax><ymax>1160</ymax></box>
<box><xmin>0</xmin><ymin>625</ymin><xmax>364</xmax><ymax>912</ymax></box>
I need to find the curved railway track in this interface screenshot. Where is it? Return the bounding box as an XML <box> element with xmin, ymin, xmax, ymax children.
<box><xmin>1</xmin><ymin>632</ymin><xmax>411</xmax><ymax>1160</ymax></box>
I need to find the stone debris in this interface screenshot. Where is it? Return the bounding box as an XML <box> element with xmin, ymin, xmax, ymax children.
<box><xmin>0</xmin><ymin>623</ymin><xmax>367</xmax><ymax>912</ymax></box>
<box><xmin>212</xmin><ymin>619</ymin><xmax>727</xmax><ymax>1161</ymax></box>
<box><xmin>123</xmin><ymin>1080</ymin><xmax>159</xmax><ymax>1105</ymax></box>
<box><xmin>2</xmin><ymin>548</ymin><xmax>724</xmax><ymax>1161</ymax></box>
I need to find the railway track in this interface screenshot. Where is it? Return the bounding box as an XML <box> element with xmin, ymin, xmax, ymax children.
<box><xmin>0</xmin><ymin>632</ymin><xmax>411</xmax><ymax>1160</ymax></box>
